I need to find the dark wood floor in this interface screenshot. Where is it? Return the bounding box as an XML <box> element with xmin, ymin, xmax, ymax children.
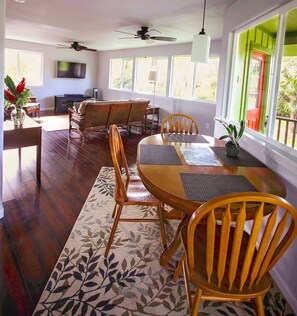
<box><xmin>1</xmin><ymin>119</ymin><xmax>150</xmax><ymax>315</ymax></box>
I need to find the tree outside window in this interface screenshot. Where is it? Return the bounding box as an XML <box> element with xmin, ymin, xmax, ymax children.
<box><xmin>110</xmin><ymin>58</ymin><xmax>133</xmax><ymax>90</ymax></box>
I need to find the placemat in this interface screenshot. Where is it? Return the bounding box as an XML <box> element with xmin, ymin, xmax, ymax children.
<box><xmin>180</xmin><ymin>146</ymin><xmax>222</xmax><ymax>166</ymax></box>
<box><xmin>140</xmin><ymin>144</ymin><xmax>182</xmax><ymax>165</ymax></box>
<box><xmin>164</xmin><ymin>133</ymin><xmax>209</xmax><ymax>143</ymax></box>
<box><xmin>210</xmin><ymin>147</ymin><xmax>265</xmax><ymax>167</ymax></box>
<box><xmin>180</xmin><ymin>173</ymin><xmax>258</xmax><ymax>201</ymax></box>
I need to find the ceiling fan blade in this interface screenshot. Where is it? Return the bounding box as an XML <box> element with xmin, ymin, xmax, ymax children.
<box><xmin>150</xmin><ymin>36</ymin><xmax>176</xmax><ymax>42</ymax></box>
<box><xmin>147</xmin><ymin>29</ymin><xmax>161</xmax><ymax>34</ymax></box>
<box><xmin>83</xmin><ymin>48</ymin><xmax>97</xmax><ymax>52</ymax></box>
<box><xmin>117</xmin><ymin>36</ymin><xmax>138</xmax><ymax>39</ymax></box>
<box><xmin>115</xmin><ymin>30</ymin><xmax>136</xmax><ymax>36</ymax></box>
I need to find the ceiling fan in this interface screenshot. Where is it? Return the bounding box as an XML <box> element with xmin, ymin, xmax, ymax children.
<box><xmin>115</xmin><ymin>26</ymin><xmax>176</xmax><ymax>42</ymax></box>
<box><xmin>57</xmin><ymin>41</ymin><xmax>97</xmax><ymax>52</ymax></box>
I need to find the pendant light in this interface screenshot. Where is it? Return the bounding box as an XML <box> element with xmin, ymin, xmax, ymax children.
<box><xmin>191</xmin><ymin>0</ymin><xmax>211</xmax><ymax>63</ymax></box>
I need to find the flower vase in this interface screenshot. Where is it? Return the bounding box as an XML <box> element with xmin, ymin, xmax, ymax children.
<box><xmin>11</xmin><ymin>108</ymin><xmax>26</xmax><ymax>126</ymax></box>
<box><xmin>225</xmin><ymin>141</ymin><xmax>240</xmax><ymax>158</ymax></box>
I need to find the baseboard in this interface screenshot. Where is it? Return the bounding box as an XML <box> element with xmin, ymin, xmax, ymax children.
<box><xmin>271</xmin><ymin>268</ymin><xmax>297</xmax><ymax>314</ymax></box>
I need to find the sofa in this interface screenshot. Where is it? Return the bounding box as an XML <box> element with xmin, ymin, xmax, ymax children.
<box><xmin>69</xmin><ymin>99</ymin><xmax>150</xmax><ymax>140</ymax></box>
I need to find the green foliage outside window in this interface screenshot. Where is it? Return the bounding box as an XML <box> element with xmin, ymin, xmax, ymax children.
<box><xmin>277</xmin><ymin>56</ymin><xmax>297</xmax><ymax>118</ymax></box>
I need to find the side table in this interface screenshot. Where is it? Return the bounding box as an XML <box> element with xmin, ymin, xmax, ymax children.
<box><xmin>4</xmin><ymin>116</ymin><xmax>42</xmax><ymax>183</ymax></box>
<box><xmin>144</xmin><ymin>107</ymin><xmax>160</xmax><ymax>132</ymax></box>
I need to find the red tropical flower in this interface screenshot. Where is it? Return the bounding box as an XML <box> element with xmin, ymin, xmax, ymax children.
<box><xmin>16</xmin><ymin>77</ymin><xmax>26</xmax><ymax>94</ymax></box>
<box><xmin>4</xmin><ymin>75</ymin><xmax>31</xmax><ymax>109</ymax></box>
<box><xmin>5</xmin><ymin>90</ymin><xmax>16</xmax><ymax>103</ymax></box>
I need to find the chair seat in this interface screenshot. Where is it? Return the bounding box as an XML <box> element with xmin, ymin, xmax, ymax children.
<box><xmin>23</xmin><ymin>103</ymin><xmax>40</xmax><ymax>110</ymax></box>
<box><xmin>115</xmin><ymin>175</ymin><xmax>160</xmax><ymax>206</ymax></box>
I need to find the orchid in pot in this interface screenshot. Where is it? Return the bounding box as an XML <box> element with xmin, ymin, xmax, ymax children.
<box><xmin>4</xmin><ymin>75</ymin><xmax>31</xmax><ymax>126</ymax></box>
<box><xmin>214</xmin><ymin>117</ymin><xmax>245</xmax><ymax>158</ymax></box>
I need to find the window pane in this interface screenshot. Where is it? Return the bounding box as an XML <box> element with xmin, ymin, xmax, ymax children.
<box><xmin>109</xmin><ymin>58</ymin><xmax>133</xmax><ymax>90</ymax></box>
<box><xmin>230</xmin><ymin>5</ymin><xmax>297</xmax><ymax>151</ymax></box>
<box><xmin>135</xmin><ymin>57</ymin><xmax>168</xmax><ymax>96</ymax></box>
<box><xmin>194</xmin><ymin>57</ymin><xmax>219</xmax><ymax>101</ymax></box>
<box><xmin>171</xmin><ymin>56</ymin><xmax>194</xmax><ymax>99</ymax></box>
<box><xmin>230</xmin><ymin>15</ymin><xmax>278</xmax><ymax>133</ymax></box>
<box><xmin>19</xmin><ymin>51</ymin><xmax>43</xmax><ymax>86</ymax></box>
<box><xmin>122</xmin><ymin>59</ymin><xmax>133</xmax><ymax>90</ymax></box>
<box><xmin>274</xmin><ymin>7</ymin><xmax>297</xmax><ymax>149</ymax></box>
<box><xmin>110</xmin><ymin>59</ymin><xmax>123</xmax><ymax>89</ymax></box>
<box><xmin>5</xmin><ymin>48</ymin><xmax>43</xmax><ymax>86</ymax></box>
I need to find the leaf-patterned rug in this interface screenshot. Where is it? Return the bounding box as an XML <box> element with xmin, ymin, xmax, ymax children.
<box><xmin>33</xmin><ymin>167</ymin><xmax>295</xmax><ymax>316</ymax></box>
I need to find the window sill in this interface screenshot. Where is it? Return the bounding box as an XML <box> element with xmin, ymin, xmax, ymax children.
<box><xmin>240</xmin><ymin>130</ymin><xmax>297</xmax><ymax>188</ymax></box>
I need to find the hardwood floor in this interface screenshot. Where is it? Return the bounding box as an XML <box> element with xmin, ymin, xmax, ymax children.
<box><xmin>1</xmin><ymin>121</ymin><xmax>149</xmax><ymax>315</ymax></box>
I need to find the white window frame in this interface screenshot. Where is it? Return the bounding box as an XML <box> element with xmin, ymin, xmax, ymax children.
<box><xmin>225</xmin><ymin>0</ymin><xmax>297</xmax><ymax>160</ymax></box>
<box><xmin>5</xmin><ymin>48</ymin><xmax>43</xmax><ymax>86</ymax></box>
<box><xmin>109</xmin><ymin>58</ymin><xmax>133</xmax><ymax>91</ymax></box>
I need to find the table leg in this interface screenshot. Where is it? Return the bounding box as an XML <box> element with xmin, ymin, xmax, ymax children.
<box><xmin>160</xmin><ymin>214</ymin><xmax>190</xmax><ymax>266</ymax></box>
<box><xmin>36</xmin><ymin>130</ymin><xmax>42</xmax><ymax>183</ymax></box>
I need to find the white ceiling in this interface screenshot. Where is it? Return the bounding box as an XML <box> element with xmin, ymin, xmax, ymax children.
<box><xmin>5</xmin><ymin>0</ymin><xmax>236</xmax><ymax>51</ymax></box>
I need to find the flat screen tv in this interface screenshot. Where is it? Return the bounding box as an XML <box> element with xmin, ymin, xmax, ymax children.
<box><xmin>57</xmin><ymin>61</ymin><xmax>86</xmax><ymax>79</ymax></box>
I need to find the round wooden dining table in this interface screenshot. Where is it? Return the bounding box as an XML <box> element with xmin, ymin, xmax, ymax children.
<box><xmin>136</xmin><ymin>133</ymin><xmax>286</xmax><ymax>266</ymax></box>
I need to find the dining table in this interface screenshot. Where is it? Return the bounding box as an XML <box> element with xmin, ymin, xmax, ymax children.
<box><xmin>136</xmin><ymin>133</ymin><xmax>286</xmax><ymax>266</ymax></box>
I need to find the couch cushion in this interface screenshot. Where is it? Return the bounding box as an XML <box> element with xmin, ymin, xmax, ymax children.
<box><xmin>73</xmin><ymin>99</ymin><xmax>97</xmax><ymax>114</ymax></box>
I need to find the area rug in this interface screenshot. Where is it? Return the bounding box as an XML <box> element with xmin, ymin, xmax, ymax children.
<box><xmin>33</xmin><ymin>167</ymin><xmax>295</xmax><ymax>316</ymax></box>
<box><xmin>33</xmin><ymin>115</ymin><xmax>68</xmax><ymax>131</ymax></box>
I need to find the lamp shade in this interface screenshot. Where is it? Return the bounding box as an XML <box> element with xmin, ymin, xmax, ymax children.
<box><xmin>148</xmin><ymin>70</ymin><xmax>160</xmax><ymax>82</ymax></box>
<box><xmin>191</xmin><ymin>33</ymin><xmax>211</xmax><ymax>63</ymax></box>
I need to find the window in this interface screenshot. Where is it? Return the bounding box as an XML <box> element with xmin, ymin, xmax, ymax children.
<box><xmin>171</xmin><ymin>56</ymin><xmax>195</xmax><ymax>100</ymax></box>
<box><xmin>108</xmin><ymin>55</ymin><xmax>220</xmax><ymax>102</ymax></box>
<box><xmin>5</xmin><ymin>48</ymin><xmax>43</xmax><ymax>86</ymax></box>
<box><xmin>109</xmin><ymin>58</ymin><xmax>133</xmax><ymax>90</ymax></box>
<box><xmin>229</xmin><ymin>5</ymin><xmax>297</xmax><ymax>150</ymax></box>
<box><xmin>171</xmin><ymin>55</ymin><xmax>219</xmax><ymax>101</ymax></box>
<box><xmin>193</xmin><ymin>57</ymin><xmax>219</xmax><ymax>102</ymax></box>
<box><xmin>135</xmin><ymin>57</ymin><xmax>168</xmax><ymax>96</ymax></box>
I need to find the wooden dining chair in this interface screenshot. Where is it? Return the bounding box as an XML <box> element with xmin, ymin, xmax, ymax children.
<box><xmin>180</xmin><ymin>192</ymin><xmax>297</xmax><ymax>316</ymax></box>
<box><xmin>104</xmin><ymin>124</ymin><xmax>167</xmax><ymax>257</ymax></box>
<box><xmin>160</xmin><ymin>113</ymin><xmax>199</xmax><ymax>136</ymax></box>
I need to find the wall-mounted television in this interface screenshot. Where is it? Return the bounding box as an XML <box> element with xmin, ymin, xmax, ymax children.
<box><xmin>56</xmin><ymin>61</ymin><xmax>86</xmax><ymax>79</ymax></box>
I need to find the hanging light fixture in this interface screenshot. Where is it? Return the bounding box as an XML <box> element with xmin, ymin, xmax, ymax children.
<box><xmin>191</xmin><ymin>0</ymin><xmax>211</xmax><ymax>63</ymax></box>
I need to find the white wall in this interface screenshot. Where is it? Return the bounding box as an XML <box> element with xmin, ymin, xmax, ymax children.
<box><xmin>97</xmin><ymin>41</ymin><xmax>221</xmax><ymax>136</ymax></box>
<box><xmin>0</xmin><ymin>0</ymin><xmax>5</xmax><ymax>219</ymax></box>
<box><xmin>5</xmin><ymin>39</ymin><xmax>98</xmax><ymax>111</ymax></box>
<box><xmin>216</xmin><ymin>0</ymin><xmax>297</xmax><ymax>312</ymax></box>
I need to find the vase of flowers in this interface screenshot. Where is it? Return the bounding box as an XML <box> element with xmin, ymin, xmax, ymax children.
<box><xmin>4</xmin><ymin>75</ymin><xmax>31</xmax><ymax>126</ymax></box>
<box><xmin>214</xmin><ymin>117</ymin><xmax>245</xmax><ymax>158</ymax></box>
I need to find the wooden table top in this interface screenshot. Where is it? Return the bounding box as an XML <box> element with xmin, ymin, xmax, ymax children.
<box><xmin>136</xmin><ymin>134</ymin><xmax>286</xmax><ymax>215</ymax></box>
<box><xmin>4</xmin><ymin>115</ymin><xmax>41</xmax><ymax>131</ymax></box>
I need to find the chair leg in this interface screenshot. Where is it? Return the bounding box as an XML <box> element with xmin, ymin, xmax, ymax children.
<box><xmin>157</xmin><ymin>205</ymin><xmax>167</xmax><ymax>248</ymax></box>
<box><xmin>182</xmin><ymin>259</ymin><xmax>192</xmax><ymax>310</ymax></box>
<box><xmin>104</xmin><ymin>204</ymin><xmax>123</xmax><ymax>257</ymax></box>
<box><xmin>173</xmin><ymin>253</ymin><xmax>185</xmax><ymax>282</ymax></box>
<box><xmin>191</xmin><ymin>288</ymin><xmax>202</xmax><ymax>316</ymax></box>
<box><xmin>253</xmin><ymin>296</ymin><xmax>265</xmax><ymax>316</ymax></box>
<box><xmin>112</xmin><ymin>203</ymin><xmax>118</xmax><ymax>218</ymax></box>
